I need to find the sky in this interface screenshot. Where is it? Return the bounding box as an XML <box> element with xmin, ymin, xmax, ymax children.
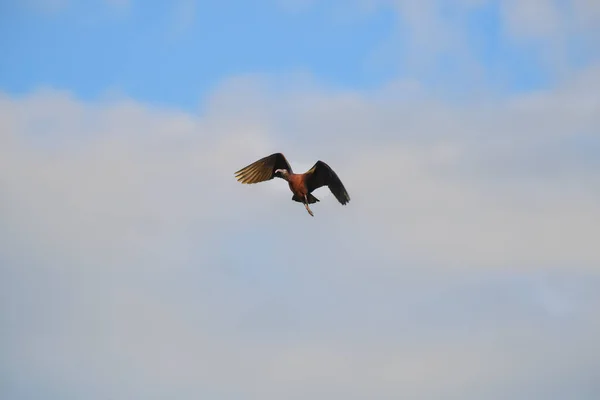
<box><xmin>1</xmin><ymin>0</ymin><xmax>600</xmax><ymax>399</ymax></box>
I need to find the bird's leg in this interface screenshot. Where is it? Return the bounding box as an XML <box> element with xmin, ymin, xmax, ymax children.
<box><xmin>304</xmin><ymin>195</ymin><xmax>314</xmax><ymax>217</ymax></box>
<box><xmin>304</xmin><ymin>202</ymin><xmax>314</xmax><ymax>217</ymax></box>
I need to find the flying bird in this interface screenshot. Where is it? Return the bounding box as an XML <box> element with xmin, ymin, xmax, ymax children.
<box><xmin>234</xmin><ymin>152</ymin><xmax>350</xmax><ymax>217</ymax></box>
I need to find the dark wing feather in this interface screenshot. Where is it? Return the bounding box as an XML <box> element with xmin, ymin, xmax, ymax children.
<box><xmin>304</xmin><ymin>160</ymin><xmax>350</xmax><ymax>205</ymax></box>
<box><xmin>234</xmin><ymin>153</ymin><xmax>293</xmax><ymax>184</ymax></box>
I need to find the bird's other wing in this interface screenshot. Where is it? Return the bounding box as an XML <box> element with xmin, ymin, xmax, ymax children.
<box><xmin>234</xmin><ymin>153</ymin><xmax>293</xmax><ymax>184</ymax></box>
<box><xmin>304</xmin><ymin>160</ymin><xmax>350</xmax><ymax>205</ymax></box>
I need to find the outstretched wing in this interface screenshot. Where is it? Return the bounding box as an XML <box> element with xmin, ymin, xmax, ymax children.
<box><xmin>304</xmin><ymin>160</ymin><xmax>350</xmax><ymax>205</ymax></box>
<box><xmin>234</xmin><ymin>153</ymin><xmax>293</xmax><ymax>184</ymax></box>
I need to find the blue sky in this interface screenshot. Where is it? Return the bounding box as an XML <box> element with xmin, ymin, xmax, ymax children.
<box><xmin>2</xmin><ymin>1</ymin><xmax>399</xmax><ymax>107</ymax></box>
<box><xmin>2</xmin><ymin>0</ymin><xmax>583</xmax><ymax>108</ymax></box>
<box><xmin>1</xmin><ymin>1</ymin><xmax>600</xmax><ymax>399</ymax></box>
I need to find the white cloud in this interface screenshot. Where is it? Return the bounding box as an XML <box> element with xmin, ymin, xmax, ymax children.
<box><xmin>2</xmin><ymin>66</ymin><xmax>600</xmax><ymax>272</ymax></box>
<box><xmin>367</xmin><ymin>0</ymin><xmax>600</xmax><ymax>42</ymax></box>
<box><xmin>4</xmin><ymin>263</ymin><xmax>600</xmax><ymax>399</ymax></box>
<box><xmin>2</xmin><ymin>65</ymin><xmax>600</xmax><ymax>398</ymax></box>
<box><xmin>311</xmin><ymin>0</ymin><xmax>600</xmax><ymax>83</ymax></box>
<box><xmin>501</xmin><ymin>0</ymin><xmax>600</xmax><ymax>39</ymax></box>
<box><xmin>500</xmin><ymin>0</ymin><xmax>562</xmax><ymax>39</ymax></box>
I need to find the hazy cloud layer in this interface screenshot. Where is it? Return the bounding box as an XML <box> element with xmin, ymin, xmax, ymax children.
<box><xmin>4</xmin><ymin>1</ymin><xmax>600</xmax><ymax>399</ymax></box>
<box><xmin>2</xmin><ymin>64</ymin><xmax>600</xmax><ymax>399</ymax></box>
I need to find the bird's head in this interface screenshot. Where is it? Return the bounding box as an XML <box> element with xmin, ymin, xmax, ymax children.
<box><xmin>274</xmin><ymin>169</ymin><xmax>289</xmax><ymax>180</ymax></box>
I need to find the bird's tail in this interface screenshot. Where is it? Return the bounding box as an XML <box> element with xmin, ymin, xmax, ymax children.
<box><xmin>306</xmin><ymin>194</ymin><xmax>319</xmax><ymax>204</ymax></box>
<box><xmin>292</xmin><ymin>194</ymin><xmax>320</xmax><ymax>204</ymax></box>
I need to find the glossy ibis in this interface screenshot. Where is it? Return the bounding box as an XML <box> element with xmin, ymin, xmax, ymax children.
<box><xmin>234</xmin><ymin>152</ymin><xmax>350</xmax><ymax>217</ymax></box>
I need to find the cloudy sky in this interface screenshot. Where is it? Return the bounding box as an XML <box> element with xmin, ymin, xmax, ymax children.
<box><xmin>1</xmin><ymin>1</ymin><xmax>600</xmax><ymax>399</ymax></box>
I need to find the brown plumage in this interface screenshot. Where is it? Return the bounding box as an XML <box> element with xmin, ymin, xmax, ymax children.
<box><xmin>234</xmin><ymin>152</ymin><xmax>350</xmax><ymax>217</ymax></box>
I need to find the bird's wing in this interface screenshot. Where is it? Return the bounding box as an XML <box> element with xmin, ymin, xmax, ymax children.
<box><xmin>304</xmin><ymin>160</ymin><xmax>350</xmax><ymax>205</ymax></box>
<box><xmin>234</xmin><ymin>153</ymin><xmax>293</xmax><ymax>184</ymax></box>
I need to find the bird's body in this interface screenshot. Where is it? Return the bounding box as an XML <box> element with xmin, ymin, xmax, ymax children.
<box><xmin>234</xmin><ymin>152</ymin><xmax>350</xmax><ymax>216</ymax></box>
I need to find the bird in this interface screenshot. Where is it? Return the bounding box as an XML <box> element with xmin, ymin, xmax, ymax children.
<box><xmin>234</xmin><ymin>152</ymin><xmax>350</xmax><ymax>217</ymax></box>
